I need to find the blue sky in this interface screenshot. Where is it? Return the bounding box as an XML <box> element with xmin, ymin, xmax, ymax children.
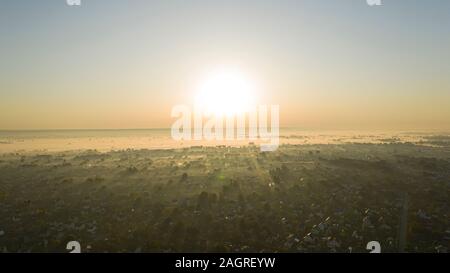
<box><xmin>1</xmin><ymin>0</ymin><xmax>449</xmax><ymax>129</ymax></box>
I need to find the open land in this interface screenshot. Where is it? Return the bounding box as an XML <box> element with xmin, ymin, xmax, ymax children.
<box><xmin>0</xmin><ymin>131</ymin><xmax>449</xmax><ymax>253</ymax></box>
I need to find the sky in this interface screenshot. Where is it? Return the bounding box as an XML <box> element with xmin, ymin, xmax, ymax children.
<box><xmin>1</xmin><ymin>0</ymin><xmax>450</xmax><ymax>130</ymax></box>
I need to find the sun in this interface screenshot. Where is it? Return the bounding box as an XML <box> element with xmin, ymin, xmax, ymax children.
<box><xmin>195</xmin><ymin>68</ymin><xmax>256</xmax><ymax>117</ymax></box>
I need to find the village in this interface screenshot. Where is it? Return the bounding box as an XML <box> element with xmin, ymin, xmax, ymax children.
<box><xmin>0</xmin><ymin>138</ymin><xmax>448</xmax><ymax>253</ymax></box>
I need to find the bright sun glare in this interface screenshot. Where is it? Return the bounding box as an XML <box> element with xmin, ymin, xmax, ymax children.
<box><xmin>195</xmin><ymin>68</ymin><xmax>256</xmax><ymax>117</ymax></box>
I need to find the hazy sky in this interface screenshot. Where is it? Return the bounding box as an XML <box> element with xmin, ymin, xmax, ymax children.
<box><xmin>1</xmin><ymin>0</ymin><xmax>450</xmax><ymax>130</ymax></box>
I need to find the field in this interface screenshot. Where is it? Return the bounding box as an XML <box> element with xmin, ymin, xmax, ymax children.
<box><xmin>0</xmin><ymin>132</ymin><xmax>449</xmax><ymax>253</ymax></box>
